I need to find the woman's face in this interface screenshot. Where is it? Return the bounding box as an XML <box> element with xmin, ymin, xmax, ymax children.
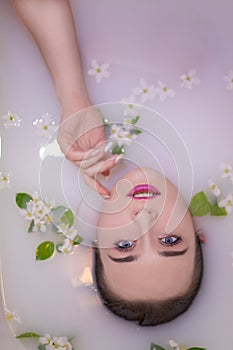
<box><xmin>97</xmin><ymin>167</ymin><xmax>196</xmax><ymax>301</ymax></box>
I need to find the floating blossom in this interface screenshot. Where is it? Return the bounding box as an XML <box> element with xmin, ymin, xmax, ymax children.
<box><xmin>33</xmin><ymin>113</ymin><xmax>56</xmax><ymax>138</ymax></box>
<box><xmin>4</xmin><ymin>308</ymin><xmax>21</xmax><ymax>323</ymax></box>
<box><xmin>39</xmin><ymin>334</ymin><xmax>73</xmax><ymax>350</ymax></box>
<box><xmin>2</xmin><ymin>111</ymin><xmax>22</xmax><ymax>128</ymax></box>
<box><xmin>168</xmin><ymin>340</ymin><xmax>188</xmax><ymax>350</ymax></box>
<box><xmin>169</xmin><ymin>340</ymin><xmax>180</xmax><ymax>349</ymax></box>
<box><xmin>220</xmin><ymin>162</ymin><xmax>232</xmax><ymax>178</ymax></box>
<box><xmin>19</xmin><ymin>191</ymin><xmax>54</xmax><ymax>232</ymax></box>
<box><xmin>121</xmin><ymin>95</ymin><xmax>141</xmax><ymax>117</ymax></box>
<box><xmin>0</xmin><ymin>172</ymin><xmax>11</xmax><ymax>189</ymax></box>
<box><xmin>58</xmin><ymin>224</ymin><xmax>79</xmax><ymax>239</ymax></box>
<box><xmin>132</xmin><ymin>78</ymin><xmax>155</xmax><ymax>103</ymax></box>
<box><xmin>57</xmin><ymin>225</ymin><xmax>82</xmax><ymax>255</ymax></box>
<box><xmin>155</xmin><ymin>81</ymin><xmax>176</xmax><ymax>101</ymax></box>
<box><xmin>180</xmin><ymin>69</ymin><xmax>200</xmax><ymax>89</ymax></box>
<box><xmin>109</xmin><ymin>124</ymin><xmax>137</xmax><ymax>147</ymax></box>
<box><xmin>39</xmin><ymin>334</ymin><xmax>53</xmax><ymax>346</ymax></box>
<box><xmin>208</xmin><ymin>179</ymin><xmax>221</xmax><ymax>197</ymax></box>
<box><xmin>88</xmin><ymin>60</ymin><xmax>110</xmax><ymax>83</ymax></box>
<box><xmin>53</xmin><ymin>336</ymin><xmax>72</xmax><ymax>350</ymax></box>
<box><xmin>32</xmin><ymin>219</ymin><xmax>47</xmax><ymax>233</ymax></box>
<box><xmin>224</xmin><ymin>70</ymin><xmax>233</xmax><ymax>90</ymax></box>
<box><xmin>218</xmin><ymin>193</ymin><xmax>233</xmax><ymax>214</ymax></box>
<box><xmin>57</xmin><ymin>238</ymin><xmax>75</xmax><ymax>254</ymax></box>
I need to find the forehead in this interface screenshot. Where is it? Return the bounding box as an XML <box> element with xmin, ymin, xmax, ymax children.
<box><xmin>101</xmin><ymin>249</ymin><xmax>195</xmax><ymax>301</ymax></box>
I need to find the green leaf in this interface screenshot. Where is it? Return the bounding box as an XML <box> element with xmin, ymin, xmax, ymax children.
<box><xmin>73</xmin><ymin>235</ymin><xmax>83</xmax><ymax>245</ymax></box>
<box><xmin>16</xmin><ymin>332</ymin><xmax>40</xmax><ymax>339</ymax></box>
<box><xmin>210</xmin><ymin>201</ymin><xmax>227</xmax><ymax>216</ymax></box>
<box><xmin>150</xmin><ymin>343</ymin><xmax>166</xmax><ymax>350</ymax></box>
<box><xmin>112</xmin><ymin>144</ymin><xmax>125</xmax><ymax>155</ymax></box>
<box><xmin>36</xmin><ymin>241</ymin><xmax>55</xmax><ymax>261</ymax></box>
<box><xmin>28</xmin><ymin>220</ymin><xmax>35</xmax><ymax>233</ymax></box>
<box><xmin>188</xmin><ymin>347</ymin><xmax>206</xmax><ymax>350</ymax></box>
<box><xmin>131</xmin><ymin>115</ymin><xmax>140</xmax><ymax>124</ymax></box>
<box><xmin>16</xmin><ymin>193</ymin><xmax>33</xmax><ymax>209</ymax></box>
<box><xmin>130</xmin><ymin>129</ymin><xmax>142</xmax><ymax>135</ymax></box>
<box><xmin>189</xmin><ymin>192</ymin><xmax>212</xmax><ymax>216</ymax></box>
<box><xmin>61</xmin><ymin>209</ymin><xmax>74</xmax><ymax>228</ymax></box>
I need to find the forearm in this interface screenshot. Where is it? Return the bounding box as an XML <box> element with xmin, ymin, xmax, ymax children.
<box><xmin>12</xmin><ymin>0</ymin><xmax>91</xmax><ymax>116</ymax></box>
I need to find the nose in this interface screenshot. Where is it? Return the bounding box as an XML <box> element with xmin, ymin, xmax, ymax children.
<box><xmin>130</xmin><ymin>199</ymin><xmax>157</xmax><ymax>218</ymax></box>
<box><xmin>130</xmin><ymin>204</ymin><xmax>158</xmax><ymax>236</ymax></box>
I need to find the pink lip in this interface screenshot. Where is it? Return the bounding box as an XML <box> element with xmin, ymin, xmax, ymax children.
<box><xmin>127</xmin><ymin>184</ymin><xmax>161</xmax><ymax>200</ymax></box>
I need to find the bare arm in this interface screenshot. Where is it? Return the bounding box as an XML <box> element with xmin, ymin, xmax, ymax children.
<box><xmin>12</xmin><ymin>0</ymin><xmax>121</xmax><ymax>196</ymax></box>
<box><xmin>12</xmin><ymin>0</ymin><xmax>91</xmax><ymax>117</ymax></box>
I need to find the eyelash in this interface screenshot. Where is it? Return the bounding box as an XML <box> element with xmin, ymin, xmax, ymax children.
<box><xmin>114</xmin><ymin>240</ymin><xmax>136</xmax><ymax>252</ymax></box>
<box><xmin>159</xmin><ymin>235</ymin><xmax>182</xmax><ymax>246</ymax></box>
<box><xmin>114</xmin><ymin>234</ymin><xmax>182</xmax><ymax>251</ymax></box>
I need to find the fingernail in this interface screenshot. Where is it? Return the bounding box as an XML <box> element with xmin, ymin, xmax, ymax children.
<box><xmin>114</xmin><ymin>154</ymin><xmax>124</xmax><ymax>164</ymax></box>
<box><xmin>104</xmin><ymin>142</ymin><xmax>113</xmax><ymax>153</ymax></box>
<box><xmin>90</xmin><ymin>149</ymin><xmax>101</xmax><ymax>157</ymax></box>
<box><xmin>101</xmin><ymin>194</ymin><xmax>111</xmax><ymax>199</ymax></box>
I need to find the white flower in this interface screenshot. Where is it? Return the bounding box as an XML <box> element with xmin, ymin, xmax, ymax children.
<box><xmin>57</xmin><ymin>238</ymin><xmax>74</xmax><ymax>254</ymax></box>
<box><xmin>19</xmin><ymin>202</ymin><xmax>36</xmax><ymax>221</ymax></box>
<box><xmin>53</xmin><ymin>336</ymin><xmax>72</xmax><ymax>350</ymax></box>
<box><xmin>121</xmin><ymin>95</ymin><xmax>140</xmax><ymax>117</ymax></box>
<box><xmin>32</xmin><ymin>219</ymin><xmax>47</xmax><ymax>232</ymax></box>
<box><xmin>109</xmin><ymin>124</ymin><xmax>136</xmax><ymax>147</ymax></box>
<box><xmin>19</xmin><ymin>192</ymin><xmax>53</xmax><ymax>232</ymax></box>
<box><xmin>65</xmin><ymin>227</ymin><xmax>78</xmax><ymax>240</ymax></box>
<box><xmin>0</xmin><ymin>172</ymin><xmax>11</xmax><ymax>189</ymax></box>
<box><xmin>224</xmin><ymin>70</ymin><xmax>233</xmax><ymax>90</ymax></box>
<box><xmin>168</xmin><ymin>340</ymin><xmax>188</xmax><ymax>350</ymax></box>
<box><xmin>220</xmin><ymin>162</ymin><xmax>232</xmax><ymax>178</ymax></box>
<box><xmin>132</xmin><ymin>78</ymin><xmax>155</xmax><ymax>103</ymax></box>
<box><xmin>169</xmin><ymin>339</ymin><xmax>179</xmax><ymax>349</ymax></box>
<box><xmin>4</xmin><ymin>308</ymin><xmax>21</xmax><ymax>323</ymax></box>
<box><xmin>39</xmin><ymin>334</ymin><xmax>53</xmax><ymax>346</ymax></box>
<box><xmin>208</xmin><ymin>179</ymin><xmax>221</xmax><ymax>197</ymax></box>
<box><xmin>58</xmin><ymin>224</ymin><xmax>79</xmax><ymax>241</ymax></box>
<box><xmin>180</xmin><ymin>69</ymin><xmax>200</xmax><ymax>89</ymax></box>
<box><xmin>88</xmin><ymin>60</ymin><xmax>110</xmax><ymax>83</ymax></box>
<box><xmin>2</xmin><ymin>111</ymin><xmax>22</xmax><ymax>128</ymax></box>
<box><xmin>33</xmin><ymin>113</ymin><xmax>56</xmax><ymax>138</ymax></box>
<box><xmin>155</xmin><ymin>81</ymin><xmax>176</xmax><ymax>101</ymax></box>
<box><xmin>218</xmin><ymin>193</ymin><xmax>233</xmax><ymax>214</ymax></box>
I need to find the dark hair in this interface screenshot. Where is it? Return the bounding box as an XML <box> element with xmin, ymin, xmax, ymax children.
<box><xmin>94</xmin><ymin>236</ymin><xmax>203</xmax><ymax>326</ymax></box>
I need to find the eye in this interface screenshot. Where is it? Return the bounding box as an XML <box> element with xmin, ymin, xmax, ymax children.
<box><xmin>115</xmin><ymin>240</ymin><xmax>135</xmax><ymax>251</ymax></box>
<box><xmin>159</xmin><ymin>235</ymin><xmax>182</xmax><ymax>246</ymax></box>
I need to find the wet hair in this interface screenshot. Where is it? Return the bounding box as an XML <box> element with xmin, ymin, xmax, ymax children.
<box><xmin>94</xmin><ymin>235</ymin><xmax>203</xmax><ymax>326</ymax></box>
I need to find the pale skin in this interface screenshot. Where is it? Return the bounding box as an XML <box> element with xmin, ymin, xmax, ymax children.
<box><xmin>12</xmin><ymin>0</ymin><xmax>121</xmax><ymax>197</ymax></box>
<box><xmin>97</xmin><ymin>167</ymin><xmax>201</xmax><ymax>301</ymax></box>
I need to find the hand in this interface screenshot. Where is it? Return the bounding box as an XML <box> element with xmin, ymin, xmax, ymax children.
<box><xmin>57</xmin><ymin>105</ymin><xmax>121</xmax><ymax>197</ymax></box>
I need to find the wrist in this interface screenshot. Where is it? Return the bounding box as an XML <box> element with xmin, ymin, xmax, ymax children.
<box><xmin>59</xmin><ymin>95</ymin><xmax>92</xmax><ymax>121</ymax></box>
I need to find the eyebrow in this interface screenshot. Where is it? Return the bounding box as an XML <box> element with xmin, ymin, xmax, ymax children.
<box><xmin>158</xmin><ymin>247</ymin><xmax>189</xmax><ymax>257</ymax></box>
<box><xmin>107</xmin><ymin>255</ymin><xmax>139</xmax><ymax>263</ymax></box>
<box><xmin>107</xmin><ymin>247</ymin><xmax>189</xmax><ymax>263</ymax></box>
